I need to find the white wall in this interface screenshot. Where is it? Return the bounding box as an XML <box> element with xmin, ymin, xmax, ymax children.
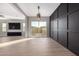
<box><xmin>25</xmin><ymin>16</ymin><xmax>29</xmax><ymax>38</ymax></box>
<box><xmin>0</xmin><ymin>17</ymin><xmax>49</xmax><ymax>37</ymax></box>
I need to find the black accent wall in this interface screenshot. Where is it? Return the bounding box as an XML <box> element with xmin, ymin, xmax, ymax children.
<box><xmin>49</xmin><ymin>3</ymin><xmax>79</xmax><ymax>55</ymax></box>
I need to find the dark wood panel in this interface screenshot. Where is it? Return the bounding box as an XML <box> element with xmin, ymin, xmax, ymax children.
<box><xmin>58</xmin><ymin>31</ymin><xmax>67</xmax><ymax>47</ymax></box>
<box><xmin>69</xmin><ymin>32</ymin><xmax>79</xmax><ymax>55</ymax></box>
<box><xmin>69</xmin><ymin>11</ymin><xmax>79</xmax><ymax>32</ymax></box>
<box><xmin>68</xmin><ymin>3</ymin><xmax>79</xmax><ymax>14</ymax></box>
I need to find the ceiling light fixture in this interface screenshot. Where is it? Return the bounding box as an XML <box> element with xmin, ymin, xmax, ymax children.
<box><xmin>37</xmin><ymin>6</ymin><xmax>41</xmax><ymax>19</ymax></box>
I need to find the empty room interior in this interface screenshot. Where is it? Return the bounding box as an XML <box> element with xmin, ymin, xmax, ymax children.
<box><xmin>0</xmin><ymin>3</ymin><xmax>79</xmax><ymax>56</ymax></box>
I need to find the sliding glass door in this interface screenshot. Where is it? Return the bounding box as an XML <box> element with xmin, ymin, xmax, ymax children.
<box><xmin>31</xmin><ymin>20</ymin><xmax>47</xmax><ymax>37</ymax></box>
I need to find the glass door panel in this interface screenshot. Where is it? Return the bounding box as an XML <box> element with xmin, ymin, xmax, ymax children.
<box><xmin>31</xmin><ymin>21</ymin><xmax>47</xmax><ymax>37</ymax></box>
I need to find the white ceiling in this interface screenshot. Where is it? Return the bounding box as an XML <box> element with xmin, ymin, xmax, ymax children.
<box><xmin>17</xmin><ymin>3</ymin><xmax>60</xmax><ymax>17</ymax></box>
<box><xmin>0</xmin><ymin>3</ymin><xmax>25</xmax><ymax>19</ymax></box>
<box><xmin>0</xmin><ymin>3</ymin><xmax>60</xmax><ymax>19</ymax></box>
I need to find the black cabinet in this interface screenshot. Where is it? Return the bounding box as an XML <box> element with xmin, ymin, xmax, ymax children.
<box><xmin>58</xmin><ymin>15</ymin><xmax>67</xmax><ymax>30</ymax></box>
<box><xmin>58</xmin><ymin>15</ymin><xmax>67</xmax><ymax>47</ymax></box>
<box><xmin>68</xmin><ymin>3</ymin><xmax>79</xmax><ymax>14</ymax></box>
<box><xmin>69</xmin><ymin>32</ymin><xmax>79</xmax><ymax>55</ymax></box>
<box><xmin>49</xmin><ymin>3</ymin><xmax>79</xmax><ymax>55</ymax></box>
<box><xmin>58</xmin><ymin>31</ymin><xmax>67</xmax><ymax>47</ymax></box>
<box><xmin>58</xmin><ymin>3</ymin><xmax>67</xmax><ymax>47</ymax></box>
<box><xmin>50</xmin><ymin>20</ymin><xmax>54</xmax><ymax>38</ymax></box>
<box><xmin>50</xmin><ymin>10</ymin><xmax>58</xmax><ymax>40</ymax></box>
<box><xmin>68</xmin><ymin>4</ymin><xmax>79</xmax><ymax>55</ymax></box>
<box><xmin>69</xmin><ymin>11</ymin><xmax>79</xmax><ymax>32</ymax></box>
<box><xmin>50</xmin><ymin>3</ymin><xmax>67</xmax><ymax>45</ymax></box>
<box><xmin>51</xmin><ymin>19</ymin><xmax>58</xmax><ymax>40</ymax></box>
<box><xmin>58</xmin><ymin>3</ymin><xmax>67</xmax><ymax>30</ymax></box>
<box><xmin>49</xmin><ymin>18</ymin><xmax>51</xmax><ymax>37</ymax></box>
<box><xmin>59</xmin><ymin>3</ymin><xmax>67</xmax><ymax>16</ymax></box>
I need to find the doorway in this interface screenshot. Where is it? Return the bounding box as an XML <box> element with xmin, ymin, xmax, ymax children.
<box><xmin>31</xmin><ymin>20</ymin><xmax>47</xmax><ymax>38</ymax></box>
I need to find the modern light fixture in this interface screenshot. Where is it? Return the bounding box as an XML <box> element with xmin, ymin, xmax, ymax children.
<box><xmin>37</xmin><ymin>6</ymin><xmax>41</xmax><ymax>19</ymax></box>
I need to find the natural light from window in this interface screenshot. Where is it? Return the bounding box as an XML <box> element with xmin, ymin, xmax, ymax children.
<box><xmin>2</xmin><ymin>23</ymin><xmax>6</xmax><ymax>32</ymax></box>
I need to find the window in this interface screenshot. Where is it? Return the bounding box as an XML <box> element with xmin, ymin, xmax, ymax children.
<box><xmin>23</xmin><ymin>23</ymin><xmax>25</xmax><ymax>31</ymax></box>
<box><xmin>2</xmin><ymin>23</ymin><xmax>6</xmax><ymax>32</ymax></box>
<box><xmin>31</xmin><ymin>21</ymin><xmax>39</xmax><ymax>27</ymax></box>
<box><xmin>31</xmin><ymin>21</ymin><xmax>47</xmax><ymax>37</ymax></box>
<box><xmin>31</xmin><ymin>21</ymin><xmax>46</xmax><ymax>27</ymax></box>
<box><xmin>39</xmin><ymin>21</ymin><xmax>46</xmax><ymax>27</ymax></box>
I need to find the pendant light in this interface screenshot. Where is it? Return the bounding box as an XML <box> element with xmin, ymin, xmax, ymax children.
<box><xmin>37</xmin><ymin>6</ymin><xmax>41</xmax><ymax>19</ymax></box>
<box><xmin>37</xmin><ymin>6</ymin><xmax>41</xmax><ymax>34</ymax></box>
